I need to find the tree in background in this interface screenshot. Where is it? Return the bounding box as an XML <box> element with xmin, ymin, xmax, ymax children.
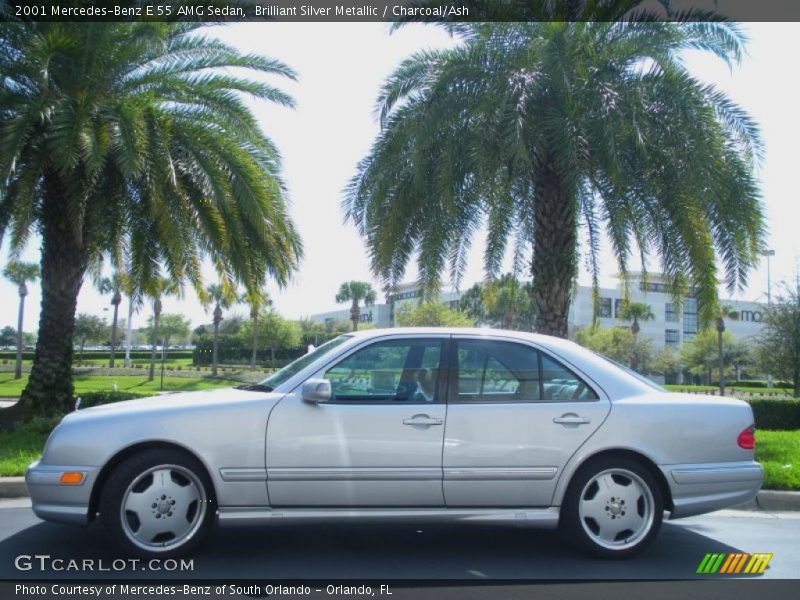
<box><xmin>336</xmin><ymin>281</ymin><xmax>377</xmax><ymax>331</ymax></box>
<box><xmin>616</xmin><ymin>300</ymin><xmax>655</xmax><ymax>369</ymax></box>
<box><xmin>2</xmin><ymin>261</ymin><xmax>39</xmax><ymax>379</ymax></box>
<box><xmin>754</xmin><ymin>289</ymin><xmax>800</xmax><ymax>397</ymax></box>
<box><xmin>680</xmin><ymin>328</ymin><xmax>750</xmax><ymax>387</ymax></box>
<box><xmin>345</xmin><ymin>16</ymin><xmax>764</xmax><ymax>339</ymax></box>
<box><xmin>205</xmin><ymin>284</ymin><xmax>238</xmax><ymax>376</ymax></box>
<box><xmin>574</xmin><ymin>326</ymin><xmax>653</xmax><ymax>374</ymax></box>
<box><xmin>144</xmin><ymin>278</ymin><xmax>181</xmax><ymax>382</ymax></box>
<box><xmin>95</xmin><ymin>272</ymin><xmax>127</xmax><ymax>368</ymax></box>
<box><xmin>460</xmin><ymin>275</ymin><xmax>535</xmax><ymax>330</ymax></box>
<box><xmin>240</xmin><ymin>308</ymin><xmax>302</xmax><ymax>364</ymax></box>
<box><xmin>244</xmin><ymin>289</ymin><xmax>271</xmax><ymax>369</ymax></box>
<box><xmin>396</xmin><ymin>301</ymin><xmax>476</xmax><ymax>327</ymax></box>
<box><xmin>73</xmin><ymin>314</ymin><xmax>108</xmax><ymax>363</ymax></box>
<box><xmin>0</xmin><ymin>326</ymin><xmax>17</xmax><ymax>347</ymax></box>
<box><xmin>714</xmin><ymin>305</ymin><xmax>740</xmax><ymax>395</ymax></box>
<box><xmin>651</xmin><ymin>347</ymin><xmax>683</xmax><ymax>385</ymax></box>
<box><xmin>1</xmin><ymin>22</ymin><xmax>302</xmax><ymax>415</ymax></box>
<box><xmin>150</xmin><ymin>314</ymin><xmax>191</xmax><ymax>349</ymax></box>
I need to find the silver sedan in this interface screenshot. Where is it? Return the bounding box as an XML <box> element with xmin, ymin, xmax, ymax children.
<box><xmin>26</xmin><ymin>328</ymin><xmax>762</xmax><ymax>558</ymax></box>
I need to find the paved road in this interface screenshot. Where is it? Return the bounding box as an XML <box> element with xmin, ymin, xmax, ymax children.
<box><xmin>1</xmin><ymin>499</ymin><xmax>798</xmax><ymax>580</ymax></box>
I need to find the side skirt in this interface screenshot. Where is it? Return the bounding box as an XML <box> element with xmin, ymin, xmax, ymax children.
<box><xmin>217</xmin><ymin>506</ymin><xmax>560</xmax><ymax>528</ymax></box>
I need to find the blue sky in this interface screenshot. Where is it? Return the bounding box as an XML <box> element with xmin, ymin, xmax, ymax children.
<box><xmin>1</xmin><ymin>22</ymin><xmax>798</xmax><ymax>332</ymax></box>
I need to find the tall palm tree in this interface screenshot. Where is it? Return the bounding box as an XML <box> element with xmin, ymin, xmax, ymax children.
<box><xmin>96</xmin><ymin>272</ymin><xmax>127</xmax><ymax>368</ymax></box>
<box><xmin>715</xmin><ymin>305</ymin><xmax>739</xmax><ymax>396</ymax></box>
<box><xmin>145</xmin><ymin>277</ymin><xmax>180</xmax><ymax>382</ymax></box>
<box><xmin>336</xmin><ymin>281</ymin><xmax>377</xmax><ymax>331</ymax></box>
<box><xmin>205</xmin><ymin>283</ymin><xmax>237</xmax><ymax>376</ymax></box>
<box><xmin>2</xmin><ymin>261</ymin><xmax>40</xmax><ymax>379</ymax></box>
<box><xmin>344</xmin><ymin>14</ymin><xmax>764</xmax><ymax>339</ymax></box>
<box><xmin>0</xmin><ymin>23</ymin><xmax>302</xmax><ymax>413</ymax></box>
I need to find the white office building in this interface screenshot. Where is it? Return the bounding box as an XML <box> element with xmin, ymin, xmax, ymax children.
<box><xmin>310</xmin><ymin>273</ymin><xmax>767</xmax><ymax>350</ymax></box>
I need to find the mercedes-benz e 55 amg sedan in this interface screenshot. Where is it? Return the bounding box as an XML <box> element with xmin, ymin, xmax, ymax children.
<box><xmin>27</xmin><ymin>328</ymin><xmax>762</xmax><ymax>558</ymax></box>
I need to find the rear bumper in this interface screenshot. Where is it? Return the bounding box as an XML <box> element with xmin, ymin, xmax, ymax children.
<box><xmin>25</xmin><ymin>460</ymin><xmax>100</xmax><ymax>525</ymax></box>
<box><xmin>664</xmin><ymin>461</ymin><xmax>763</xmax><ymax>519</ymax></box>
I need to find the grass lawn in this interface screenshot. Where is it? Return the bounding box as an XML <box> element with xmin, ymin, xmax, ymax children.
<box><xmin>0</xmin><ymin>373</ymin><xmax>243</xmax><ymax>398</ymax></box>
<box><xmin>756</xmin><ymin>430</ymin><xmax>800</xmax><ymax>491</ymax></box>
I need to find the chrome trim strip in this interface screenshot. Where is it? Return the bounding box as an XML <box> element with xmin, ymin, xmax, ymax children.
<box><xmin>671</xmin><ymin>465</ymin><xmax>763</xmax><ymax>485</ymax></box>
<box><xmin>219</xmin><ymin>468</ymin><xmax>268</xmax><ymax>483</ymax></box>
<box><xmin>444</xmin><ymin>467</ymin><xmax>558</xmax><ymax>481</ymax></box>
<box><xmin>267</xmin><ymin>468</ymin><xmax>442</xmax><ymax>481</ymax></box>
<box><xmin>218</xmin><ymin>506</ymin><xmax>560</xmax><ymax>528</ymax></box>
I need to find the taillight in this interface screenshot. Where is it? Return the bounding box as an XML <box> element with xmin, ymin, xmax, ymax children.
<box><xmin>737</xmin><ymin>425</ymin><xmax>756</xmax><ymax>450</ymax></box>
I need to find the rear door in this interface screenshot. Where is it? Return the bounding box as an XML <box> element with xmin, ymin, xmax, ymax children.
<box><xmin>443</xmin><ymin>337</ymin><xmax>611</xmax><ymax>507</ymax></box>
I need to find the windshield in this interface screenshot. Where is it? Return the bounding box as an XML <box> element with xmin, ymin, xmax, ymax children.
<box><xmin>258</xmin><ymin>335</ymin><xmax>352</xmax><ymax>390</ymax></box>
<box><xmin>594</xmin><ymin>353</ymin><xmax>666</xmax><ymax>393</ymax></box>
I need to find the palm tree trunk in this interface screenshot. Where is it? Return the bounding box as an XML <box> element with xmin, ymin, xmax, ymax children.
<box><xmin>14</xmin><ymin>293</ymin><xmax>25</xmax><ymax>380</ymax></box>
<box><xmin>530</xmin><ymin>165</ymin><xmax>577</xmax><ymax>338</ymax></box>
<box><xmin>212</xmin><ymin>321</ymin><xmax>220</xmax><ymax>376</ymax></box>
<box><xmin>250</xmin><ymin>312</ymin><xmax>258</xmax><ymax>370</ymax></box>
<box><xmin>109</xmin><ymin>301</ymin><xmax>120</xmax><ymax>368</ymax></box>
<box><xmin>148</xmin><ymin>309</ymin><xmax>160</xmax><ymax>381</ymax></box>
<box><xmin>350</xmin><ymin>301</ymin><xmax>360</xmax><ymax>332</ymax></box>
<box><xmin>20</xmin><ymin>175</ymin><xmax>88</xmax><ymax>414</ymax></box>
<box><xmin>124</xmin><ymin>298</ymin><xmax>134</xmax><ymax>367</ymax></box>
<box><xmin>718</xmin><ymin>330</ymin><xmax>725</xmax><ymax>396</ymax></box>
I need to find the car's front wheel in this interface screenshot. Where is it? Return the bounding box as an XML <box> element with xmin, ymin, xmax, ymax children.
<box><xmin>562</xmin><ymin>456</ymin><xmax>663</xmax><ymax>558</ymax></box>
<box><xmin>99</xmin><ymin>448</ymin><xmax>215</xmax><ymax>557</ymax></box>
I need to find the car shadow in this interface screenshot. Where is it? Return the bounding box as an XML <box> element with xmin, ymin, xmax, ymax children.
<box><xmin>0</xmin><ymin>518</ymin><xmax>760</xmax><ymax>580</ymax></box>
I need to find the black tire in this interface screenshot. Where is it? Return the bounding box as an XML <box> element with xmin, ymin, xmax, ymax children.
<box><xmin>562</xmin><ymin>455</ymin><xmax>663</xmax><ymax>559</ymax></box>
<box><xmin>99</xmin><ymin>448</ymin><xmax>215</xmax><ymax>558</ymax></box>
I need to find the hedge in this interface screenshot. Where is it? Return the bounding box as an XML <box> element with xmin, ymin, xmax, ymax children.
<box><xmin>0</xmin><ymin>350</ymin><xmax>193</xmax><ymax>361</ymax></box>
<box><xmin>746</xmin><ymin>398</ymin><xmax>800</xmax><ymax>431</ymax></box>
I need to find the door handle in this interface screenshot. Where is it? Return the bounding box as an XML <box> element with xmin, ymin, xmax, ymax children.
<box><xmin>553</xmin><ymin>414</ymin><xmax>591</xmax><ymax>425</ymax></box>
<box><xmin>403</xmin><ymin>414</ymin><xmax>443</xmax><ymax>427</ymax></box>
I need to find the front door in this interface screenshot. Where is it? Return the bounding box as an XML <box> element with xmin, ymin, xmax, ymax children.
<box><xmin>443</xmin><ymin>337</ymin><xmax>611</xmax><ymax>507</ymax></box>
<box><xmin>266</xmin><ymin>335</ymin><xmax>448</xmax><ymax>507</ymax></box>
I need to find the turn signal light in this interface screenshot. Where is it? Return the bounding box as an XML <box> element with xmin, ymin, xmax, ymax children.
<box><xmin>737</xmin><ymin>426</ymin><xmax>756</xmax><ymax>450</ymax></box>
<box><xmin>59</xmin><ymin>472</ymin><xmax>84</xmax><ymax>485</ymax></box>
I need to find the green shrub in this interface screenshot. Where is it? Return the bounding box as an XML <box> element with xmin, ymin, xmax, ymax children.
<box><xmin>76</xmin><ymin>391</ymin><xmax>147</xmax><ymax>409</ymax></box>
<box><xmin>746</xmin><ymin>398</ymin><xmax>800</xmax><ymax>431</ymax></box>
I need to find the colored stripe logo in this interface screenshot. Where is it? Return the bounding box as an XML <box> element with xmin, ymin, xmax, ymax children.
<box><xmin>697</xmin><ymin>552</ymin><xmax>773</xmax><ymax>575</ymax></box>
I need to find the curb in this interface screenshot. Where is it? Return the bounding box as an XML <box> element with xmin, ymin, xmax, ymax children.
<box><xmin>0</xmin><ymin>477</ymin><xmax>27</xmax><ymax>499</ymax></box>
<box><xmin>1</xmin><ymin>476</ymin><xmax>799</xmax><ymax>510</ymax></box>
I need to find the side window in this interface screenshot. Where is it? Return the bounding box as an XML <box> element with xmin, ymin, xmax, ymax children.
<box><xmin>455</xmin><ymin>340</ymin><xmax>540</xmax><ymax>402</ymax></box>
<box><xmin>541</xmin><ymin>354</ymin><xmax>598</xmax><ymax>401</ymax></box>
<box><xmin>324</xmin><ymin>339</ymin><xmax>443</xmax><ymax>403</ymax></box>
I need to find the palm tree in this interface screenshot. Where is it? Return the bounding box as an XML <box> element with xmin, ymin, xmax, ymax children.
<box><xmin>205</xmin><ymin>283</ymin><xmax>237</xmax><ymax>376</ymax></box>
<box><xmin>2</xmin><ymin>261</ymin><xmax>40</xmax><ymax>379</ymax></box>
<box><xmin>336</xmin><ymin>281</ymin><xmax>377</xmax><ymax>331</ymax></box>
<box><xmin>1</xmin><ymin>23</ymin><xmax>302</xmax><ymax>413</ymax></box>
<box><xmin>96</xmin><ymin>272</ymin><xmax>127</xmax><ymax>368</ymax></box>
<box><xmin>617</xmin><ymin>301</ymin><xmax>656</xmax><ymax>338</ymax></box>
<box><xmin>144</xmin><ymin>278</ymin><xmax>180</xmax><ymax>382</ymax></box>
<box><xmin>715</xmin><ymin>305</ymin><xmax>740</xmax><ymax>396</ymax></box>
<box><xmin>244</xmin><ymin>289</ymin><xmax>272</xmax><ymax>370</ymax></box>
<box><xmin>344</xmin><ymin>14</ymin><xmax>764</xmax><ymax>339</ymax></box>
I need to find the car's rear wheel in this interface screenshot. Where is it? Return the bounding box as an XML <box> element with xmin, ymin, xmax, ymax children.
<box><xmin>99</xmin><ymin>448</ymin><xmax>215</xmax><ymax>557</ymax></box>
<box><xmin>563</xmin><ymin>456</ymin><xmax>663</xmax><ymax>558</ymax></box>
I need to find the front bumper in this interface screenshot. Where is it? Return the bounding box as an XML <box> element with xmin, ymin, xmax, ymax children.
<box><xmin>25</xmin><ymin>460</ymin><xmax>101</xmax><ymax>525</ymax></box>
<box><xmin>664</xmin><ymin>461</ymin><xmax>763</xmax><ymax>519</ymax></box>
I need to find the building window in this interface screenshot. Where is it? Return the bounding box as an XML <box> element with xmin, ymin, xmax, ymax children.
<box><xmin>665</xmin><ymin>329</ymin><xmax>679</xmax><ymax>345</ymax></box>
<box><xmin>665</xmin><ymin>303</ymin><xmax>678</xmax><ymax>323</ymax></box>
<box><xmin>596</xmin><ymin>297</ymin><xmax>612</xmax><ymax>318</ymax></box>
<box><xmin>614</xmin><ymin>299</ymin><xmax>624</xmax><ymax>319</ymax></box>
<box><xmin>683</xmin><ymin>298</ymin><xmax>697</xmax><ymax>337</ymax></box>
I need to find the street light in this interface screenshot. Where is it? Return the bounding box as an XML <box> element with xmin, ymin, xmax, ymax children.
<box><xmin>762</xmin><ymin>249</ymin><xmax>775</xmax><ymax>305</ymax></box>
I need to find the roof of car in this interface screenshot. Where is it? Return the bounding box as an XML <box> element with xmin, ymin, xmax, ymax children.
<box><xmin>347</xmin><ymin>327</ymin><xmax>576</xmax><ymax>348</ymax></box>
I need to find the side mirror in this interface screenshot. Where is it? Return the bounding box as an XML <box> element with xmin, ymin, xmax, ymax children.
<box><xmin>301</xmin><ymin>379</ymin><xmax>332</xmax><ymax>404</ymax></box>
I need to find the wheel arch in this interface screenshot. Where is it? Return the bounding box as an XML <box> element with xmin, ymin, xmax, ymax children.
<box><xmin>88</xmin><ymin>440</ymin><xmax>217</xmax><ymax>521</ymax></box>
<box><xmin>558</xmin><ymin>448</ymin><xmax>674</xmax><ymax>512</ymax></box>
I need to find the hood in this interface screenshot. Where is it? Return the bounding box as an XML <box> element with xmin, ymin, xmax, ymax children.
<box><xmin>61</xmin><ymin>387</ymin><xmax>283</xmax><ymax>423</ymax></box>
